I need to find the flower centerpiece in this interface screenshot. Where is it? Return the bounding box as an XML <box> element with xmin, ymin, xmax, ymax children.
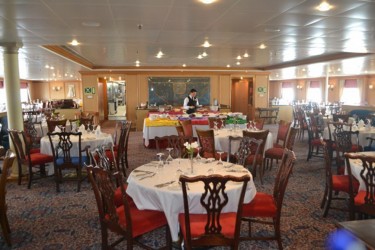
<box><xmin>184</xmin><ymin>141</ymin><xmax>198</xmax><ymax>174</ymax></box>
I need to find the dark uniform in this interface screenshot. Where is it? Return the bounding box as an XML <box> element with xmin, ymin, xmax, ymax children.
<box><xmin>186</xmin><ymin>95</ymin><xmax>197</xmax><ymax>114</ymax></box>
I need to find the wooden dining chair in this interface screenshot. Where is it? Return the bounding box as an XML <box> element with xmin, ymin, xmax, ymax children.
<box><xmin>47</xmin><ymin>131</ymin><xmax>90</xmax><ymax>192</ymax></box>
<box><xmin>345</xmin><ymin>153</ymin><xmax>375</xmax><ymax>220</ymax></box>
<box><xmin>46</xmin><ymin>119</ymin><xmax>67</xmax><ymax>133</ymax></box>
<box><xmin>306</xmin><ymin>117</ymin><xmax>325</xmax><ymax>161</ymax></box>
<box><xmin>179</xmin><ymin>119</ymin><xmax>194</xmax><ymax>138</ymax></box>
<box><xmin>0</xmin><ymin>150</ymin><xmax>16</xmax><ymax>246</ymax></box>
<box><xmin>273</xmin><ymin>120</ymin><xmax>292</xmax><ymax>148</ymax></box>
<box><xmin>8</xmin><ymin>129</ymin><xmax>53</xmax><ymax>187</ymax></box>
<box><xmin>87</xmin><ymin>165</ymin><xmax>171</xmax><ymax>249</ymax></box>
<box><xmin>227</xmin><ymin>136</ymin><xmax>263</xmax><ymax>170</ymax></box>
<box><xmin>80</xmin><ymin>115</ymin><xmax>94</xmax><ymax>130</ymax></box>
<box><xmin>240</xmin><ymin>149</ymin><xmax>296</xmax><ymax>250</ymax></box>
<box><xmin>196</xmin><ymin>129</ymin><xmax>227</xmax><ymax>161</ymax></box>
<box><xmin>155</xmin><ymin>135</ymin><xmax>183</xmax><ymax>159</ymax></box>
<box><xmin>179</xmin><ymin>174</ymin><xmax>250</xmax><ymax>250</ymax></box>
<box><xmin>320</xmin><ymin>142</ymin><xmax>359</xmax><ymax>217</ymax></box>
<box><xmin>242</xmin><ymin>129</ymin><xmax>269</xmax><ymax>184</ymax></box>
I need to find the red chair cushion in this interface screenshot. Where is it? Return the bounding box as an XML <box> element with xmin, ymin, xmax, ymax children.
<box><xmin>311</xmin><ymin>138</ymin><xmax>323</xmax><ymax>146</ymax></box>
<box><xmin>265</xmin><ymin>148</ymin><xmax>284</xmax><ymax>159</ymax></box>
<box><xmin>114</xmin><ymin>205</ymin><xmax>167</xmax><ymax>238</ymax></box>
<box><xmin>242</xmin><ymin>192</ymin><xmax>277</xmax><ymax>218</ymax></box>
<box><xmin>273</xmin><ymin>143</ymin><xmax>283</xmax><ymax>148</ymax></box>
<box><xmin>114</xmin><ymin>183</ymin><xmax>134</xmax><ymax>207</ymax></box>
<box><xmin>354</xmin><ymin>191</ymin><xmax>375</xmax><ymax>206</ymax></box>
<box><xmin>30</xmin><ymin>148</ymin><xmax>41</xmax><ymax>154</ymax></box>
<box><xmin>105</xmin><ymin>150</ymin><xmax>118</xmax><ymax>162</ymax></box>
<box><xmin>332</xmin><ymin>175</ymin><xmax>359</xmax><ymax>193</ymax></box>
<box><xmin>245</xmin><ymin>154</ymin><xmax>263</xmax><ymax>166</ymax></box>
<box><xmin>178</xmin><ymin>213</ymin><xmax>237</xmax><ymax>239</ymax></box>
<box><xmin>26</xmin><ymin>153</ymin><xmax>54</xmax><ymax>166</ymax></box>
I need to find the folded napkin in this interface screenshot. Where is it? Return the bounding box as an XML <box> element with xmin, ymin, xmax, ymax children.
<box><xmin>95</xmin><ymin>125</ymin><xmax>101</xmax><ymax>135</ymax></box>
<box><xmin>54</xmin><ymin>126</ymin><xmax>62</xmax><ymax>133</ymax></box>
<box><xmin>78</xmin><ymin>124</ymin><xmax>86</xmax><ymax>134</ymax></box>
<box><xmin>358</xmin><ymin>119</ymin><xmax>365</xmax><ymax>127</ymax></box>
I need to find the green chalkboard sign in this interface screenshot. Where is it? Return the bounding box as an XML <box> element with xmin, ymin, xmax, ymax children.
<box><xmin>148</xmin><ymin>77</ymin><xmax>210</xmax><ymax>106</ymax></box>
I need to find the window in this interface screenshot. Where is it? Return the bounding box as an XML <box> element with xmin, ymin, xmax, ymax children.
<box><xmin>280</xmin><ymin>82</ymin><xmax>294</xmax><ymax>104</ymax></box>
<box><xmin>306</xmin><ymin>80</ymin><xmax>322</xmax><ymax>103</ymax></box>
<box><xmin>0</xmin><ymin>81</ymin><xmax>30</xmax><ymax>104</ymax></box>
<box><xmin>340</xmin><ymin>79</ymin><xmax>360</xmax><ymax>105</ymax></box>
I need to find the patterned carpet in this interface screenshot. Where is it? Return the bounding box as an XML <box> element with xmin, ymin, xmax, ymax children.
<box><xmin>1</xmin><ymin>122</ymin><xmax>347</xmax><ymax>249</ymax></box>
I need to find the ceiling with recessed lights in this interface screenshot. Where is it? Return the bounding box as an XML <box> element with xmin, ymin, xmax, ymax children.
<box><xmin>0</xmin><ymin>0</ymin><xmax>375</xmax><ymax>81</ymax></box>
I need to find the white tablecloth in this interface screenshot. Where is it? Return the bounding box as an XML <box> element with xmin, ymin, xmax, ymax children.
<box><xmin>126</xmin><ymin>159</ymin><xmax>256</xmax><ymax>241</ymax></box>
<box><xmin>143</xmin><ymin>121</ymin><xmax>209</xmax><ymax>147</ymax></box>
<box><xmin>40</xmin><ymin>133</ymin><xmax>113</xmax><ymax>157</ymax></box>
<box><xmin>347</xmin><ymin>151</ymin><xmax>375</xmax><ymax>191</ymax></box>
<box><xmin>214</xmin><ymin>128</ymin><xmax>273</xmax><ymax>155</ymax></box>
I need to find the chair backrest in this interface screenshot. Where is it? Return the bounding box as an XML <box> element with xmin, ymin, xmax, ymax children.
<box><xmin>179</xmin><ymin>174</ymin><xmax>250</xmax><ymax>248</ymax></box>
<box><xmin>80</xmin><ymin>116</ymin><xmax>94</xmax><ymax>130</ymax></box>
<box><xmin>285</xmin><ymin>127</ymin><xmax>299</xmax><ymax>150</ymax></box>
<box><xmin>327</xmin><ymin>121</ymin><xmax>352</xmax><ymax>141</ymax></box>
<box><xmin>275</xmin><ymin>120</ymin><xmax>292</xmax><ymax>147</ymax></box>
<box><xmin>180</xmin><ymin>119</ymin><xmax>193</xmax><ymax>138</ymax></box>
<box><xmin>86</xmin><ymin>165</ymin><xmax>132</xmax><ymax>235</ymax></box>
<box><xmin>47</xmin><ymin>131</ymin><xmax>83</xmax><ymax>166</ymax></box>
<box><xmin>242</xmin><ymin>129</ymin><xmax>269</xmax><ymax>155</ymax></box>
<box><xmin>155</xmin><ymin>135</ymin><xmax>183</xmax><ymax>159</ymax></box>
<box><xmin>322</xmin><ymin>141</ymin><xmax>333</xmax><ymax>190</ymax></box>
<box><xmin>196</xmin><ymin>129</ymin><xmax>215</xmax><ymax>157</ymax></box>
<box><xmin>273</xmin><ymin>149</ymin><xmax>296</xmax><ymax>218</ymax></box>
<box><xmin>47</xmin><ymin>119</ymin><xmax>67</xmax><ymax>133</ymax></box>
<box><xmin>8</xmin><ymin>129</ymin><xmax>29</xmax><ymax>163</ymax></box>
<box><xmin>332</xmin><ymin>114</ymin><xmax>349</xmax><ymax>123</ymax></box>
<box><xmin>253</xmin><ymin>118</ymin><xmax>265</xmax><ymax>130</ymax></box>
<box><xmin>23</xmin><ymin>120</ymin><xmax>42</xmax><ymax>148</ymax></box>
<box><xmin>345</xmin><ymin>153</ymin><xmax>375</xmax><ymax>217</ymax></box>
<box><xmin>208</xmin><ymin>117</ymin><xmax>225</xmax><ymax>129</ymax></box>
<box><xmin>233</xmin><ymin>136</ymin><xmax>262</xmax><ymax>168</ymax></box>
<box><xmin>117</xmin><ymin>121</ymin><xmax>132</xmax><ymax>157</ymax></box>
<box><xmin>0</xmin><ymin>151</ymin><xmax>16</xmax><ymax>210</ymax></box>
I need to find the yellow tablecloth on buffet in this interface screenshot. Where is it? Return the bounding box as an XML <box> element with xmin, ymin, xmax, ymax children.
<box><xmin>144</xmin><ymin>118</ymin><xmax>179</xmax><ymax>127</ymax></box>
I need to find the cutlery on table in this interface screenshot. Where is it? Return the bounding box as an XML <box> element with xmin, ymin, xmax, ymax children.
<box><xmin>133</xmin><ymin>169</ymin><xmax>154</xmax><ymax>174</ymax></box>
<box><xmin>155</xmin><ymin>181</ymin><xmax>175</xmax><ymax>188</ymax></box>
<box><xmin>139</xmin><ymin>173</ymin><xmax>156</xmax><ymax>180</ymax></box>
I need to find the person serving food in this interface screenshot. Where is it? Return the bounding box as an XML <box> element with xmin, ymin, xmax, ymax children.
<box><xmin>183</xmin><ymin>88</ymin><xmax>200</xmax><ymax>114</ymax></box>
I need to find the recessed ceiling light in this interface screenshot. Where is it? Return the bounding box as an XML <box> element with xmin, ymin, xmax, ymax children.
<box><xmin>182</xmin><ymin>64</ymin><xmax>187</xmax><ymax>67</ymax></box>
<box><xmin>197</xmin><ymin>54</ymin><xmax>203</xmax><ymax>59</ymax></box>
<box><xmin>236</xmin><ymin>61</ymin><xmax>241</xmax><ymax>65</ymax></box>
<box><xmin>156</xmin><ymin>51</ymin><xmax>164</xmax><ymax>58</ymax></box>
<box><xmin>226</xmin><ymin>64</ymin><xmax>231</xmax><ymax>68</ymax></box>
<box><xmin>202</xmin><ymin>41</ymin><xmax>211</xmax><ymax>48</ymax></box>
<box><xmin>135</xmin><ymin>60</ymin><xmax>140</xmax><ymax>64</ymax></box>
<box><xmin>69</xmin><ymin>39</ymin><xmax>80</xmax><ymax>46</ymax></box>
<box><xmin>81</xmin><ymin>21</ymin><xmax>100</xmax><ymax>27</ymax></box>
<box><xmin>202</xmin><ymin>51</ymin><xmax>208</xmax><ymax>57</ymax></box>
<box><xmin>316</xmin><ymin>1</ymin><xmax>333</xmax><ymax>11</ymax></box>
<box><xmin>45</xmin><ymin>65</ymin><xmax>50</xmax><ymax>69</ymax></box>
<box><xmin>50</xmin><ymin>66</ymin><xmax>54</xmax><ymax>70</ymax></box>
<box><xmin>243</xmin><ymin>53</ymin><xmax>249</xmax><ymax>58</ymax></box>
<box><xmin>200</xmin><ymin>0</ymin><xmax>216</xmax><ymax>4</ymax></box>
<box><xmin>259</xmin><ymin>43</ymin><xmax>267</xmax><ymax>49</ymax></box>
<box><xmin>236</xmin><ymin>55</ymin><xmax>242</xmax><ymax>60</ymax></box>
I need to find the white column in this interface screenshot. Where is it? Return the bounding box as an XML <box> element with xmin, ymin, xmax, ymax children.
<box><xmin>1</xmin><ymin>42</ymin><xmax>23</xmax><ymax>178</ymax></box>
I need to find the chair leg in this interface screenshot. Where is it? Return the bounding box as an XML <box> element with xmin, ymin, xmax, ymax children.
<box><xmin>320</xmin><ymin>185</ymin><xmax>328</xmax><ymax>209</ymax></box>
<box><xmin>101</xmin><ymin>227</ymin><xmax>109</xmax><ymax>249</ymax></box>
<box><xmin>77</xmin><ymin>167</ymin><xmax>81</xmax><ymax>192</ymax></box>
<box><xmin>274</xmin><ymin>219</ymin><xmax>283</xmax><ymax>250</ymax></box>
<box><xmin>55</xmin><ymin>167</ymin><xmax>60</xmax><ymax>192</ymax></box>
<box><xmin>28</xmin><ymin>164</ymin><xmax>33</xmax><ymax>189</ymax></box>
<box><xmin>323</xmin><ymin>191</ymin><xmax>332</xmax><ymax>217</ymax></box>
<box><xmin>0</xmin><ymin>213</ymin><xmax>11</xmax><ymax>246</ymax></box>
<box><xmin>259</xmin><ymin>163</ymin><xmax>264</xmax><ymax>185</ymax></box>
<box><xmin>17</xmin><ymin>162</ymin><xmax>22</xmax><ymax>185</ymax></box>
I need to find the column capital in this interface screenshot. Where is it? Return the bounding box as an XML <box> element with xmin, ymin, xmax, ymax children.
<box><xmin>0</xmin><ymin>42</ymin><xmax>23</xmax><ymax>53</ymax></box>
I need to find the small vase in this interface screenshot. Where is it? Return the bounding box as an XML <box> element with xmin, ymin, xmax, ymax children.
<box><xmin>189</xmin><ymin>153</ymin><xmax>194</xmax><ymax>174</ymax></box>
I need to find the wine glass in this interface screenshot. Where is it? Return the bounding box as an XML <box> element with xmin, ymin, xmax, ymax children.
<box><xmin>156</xmin><ymin>152</ymin><xmax>165</xmax><ymax>171</ymax></box>
<box><xmin>195</xmin><ymin>146</ymin><xmax>202</xmax><ymax>162</ymax></box>
<box><xmin>213</xmin><ymin>121</ymin><xmax>219</xmax><ymax>131</ymax></box>
<box><xmin>216</xmin><ymin>151</ymin><xmax>224</xmax><ymax>165</ymax></box>
<box><xmin>166</xmin><ymin>148</ymin><xmax>174</xmax><ymax>163</ymax></box>
<box><xmin>253</xmin><ymin>120</ymin><xmax>258</xmax><ymax>130</ymax></box>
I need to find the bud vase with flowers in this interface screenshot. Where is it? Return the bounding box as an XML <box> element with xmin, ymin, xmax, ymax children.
<box><xmin>184</xmin><ymin>141</ymin><xmax>198</xmax><ymax>174</ymax></box>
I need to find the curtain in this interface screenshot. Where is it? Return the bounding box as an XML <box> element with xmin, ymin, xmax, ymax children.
<box><xmin>357</xmin><ymin>79</ymin><xmax>364</xmax><ymax>104</ymax></box>
<box><xmin>339</xmin><ymin>80</ymin><xmax>345</xmax><ymax>101</ymax></box>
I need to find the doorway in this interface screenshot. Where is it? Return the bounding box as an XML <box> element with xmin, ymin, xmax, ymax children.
<box><xmin>107</xmin><ymin>80</ymin><xmax>126</xmax><ymax>120</ymax></box>
<box><xmin>231</xmin><ymin>77</ymin><xmax>254</xmax><ymax>120</ymax></box>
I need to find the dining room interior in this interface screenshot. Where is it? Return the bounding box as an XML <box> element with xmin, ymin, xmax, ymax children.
<box><xmin>1</xmin><ymin>0</ymin><xmax>375</xmax><ymax>249</ymax></box>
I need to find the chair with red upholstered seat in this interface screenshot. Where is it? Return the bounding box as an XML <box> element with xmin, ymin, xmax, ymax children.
<box><xmin>208</xmin><ymin>117</ymin><xmax>225</xmax><ymax>129</ymax></box>
<box><xmin>273</xmin><ymin>120</ymin><xmax>292</xmax><ymax>148</ymax></box>
<box><xmin>46</xmin><ymin>119</ymin><xmax>67</xmax><ymax>133</ymax></box>
<box><xmin>306</xmin><ymin>117</ymin><xmax>325</xmax><ymax>161</ymax></box>
<box><xmin>240</xmin><ymin>149</ymin><xmax>296</xmax><ymax>250</ymax></box>
<box><xmin>87</xmin><ymin>165</ymin><xmax>171</xmax><ymax>249</ymax></box>
<box><xmin>345</xmin><ymin>153</ymin><xmax>375</xmax><ymax>220</ymax></box>
<box><xmin>196</xmin><ymin>129</ymin><xmax>227</xmax><ymax>161</ymax></box>
<box><xmin>321</xmin><ymin>142</ymin><xmax>359</xmax><ymax>217</ymax></box>
<box><xmin>180</xmin><ymin>119</ymin><xmax>194</xmax><ymax>139</ymax></box>
<box><xmin>8</xmin><ymin>129</ymin><xmax>53</xmax><ymax>187</ymax></box>
<box><xmin>179</xmin><ymin>174</ymin><xmax>250</xmax><ymax>250</ymax></box>
<box><xmin>334</xmin><ymin>129</ymin><xmax>362</xmax><ymax>175</ymax></box>
<box><xmin>0</xmin><ymin>151</ymin><xmax>16</xmax><ymax>246</ymax></box>
<box><xmin>155</xmin><ymin>135</ymin><xmax>183</xmax><ymax>158</ymax></box>
<box><xmin>242</xmin><ymin>129</ymin><xmax>269</xmax><ymax>184</ymax></box>
<box><xmin>228</xmin><ymin>136</ymin><xmax>263</xmax><ymax>171</ymax></box>
<box><xmin>253</xmin><ymin>118</ymin><xmax>265</xmax><ymax>130</ymax></box>
<box><xmin>264</xmin><ymin>127</ymin><xmax>298</xmax><ymax>170</ymax></box>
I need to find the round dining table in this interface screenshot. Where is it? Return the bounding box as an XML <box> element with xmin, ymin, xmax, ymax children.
<box><xmin>126</xmin><ymin>159</ymin><xmax>257</xmax><ymax>242</ymax></box>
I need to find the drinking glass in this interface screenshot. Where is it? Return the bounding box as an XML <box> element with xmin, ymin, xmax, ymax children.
<box><xmin>253</xmin><ymin>120</ymin><xmax>258</xmax><ymax>130</ymax></box>
<box><xmin>213</xmin><ymin>121</ymin><xmax>219</xmax><ymax>131</ymax></box>
<box><xmin>166</xmin><ymin>148</ymin><xmax>174</xmax><ymax>163</ymax></box>
<box><xmin>195</xmin><ymin>146</ymin><xmax>202</xmax><ymax>162</ymax></box>
<box><xmin>156</xmin><ymin>153</ymin><xmax>165</xmax><ymax>171</ymax></box>
<box><xmin>216</xmin><ymin>151</ymin><xmax>224</xmax><ymax>165</ymax></box>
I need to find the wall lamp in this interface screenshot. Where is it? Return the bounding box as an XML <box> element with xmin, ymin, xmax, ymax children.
<box><xmin>52</xmin><ymin>86</ymin><xmax>62</xmax><ymax>91</ymax></box>
<box><xmin>369</xmin><ymin>84</ymin><xmax>373</xmax><ymax>90</ymax></box>
<box><xmin>328</xmin><ymin>84</ymin><xmax>334</xmax><ymax>91</ymax></box>
<box><xmin>296</xmin><ymin>85</ymin><xmax>303</xmax><ymax>90</ymax></box>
